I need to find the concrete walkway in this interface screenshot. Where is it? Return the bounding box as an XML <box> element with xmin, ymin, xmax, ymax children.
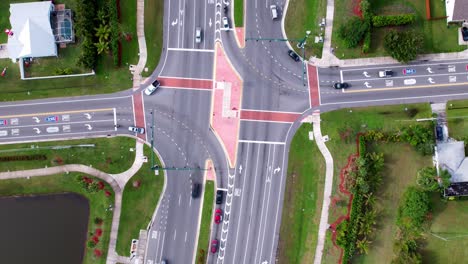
<box><xmin>310</xmin><ymin>111</ymin><xmax>334</xmax><ymax>264</ymax></box>
<box><xmin>310</xmin><ymin>0</ymin><xmax>468</xmax><ymax>67</ymax></box>
<box><xmin>132</xmin><ymin>0</ymin><xmax>148</xmax><ymax>89</ymax></box>
<box><xmin>0</xmin><ymin>140</ymin><xmax>147</xmax><ymax>264</ymax></box>
<box><xmin>110</xmin><ymin>141</ymin><xmax>146</xmax><ymax>189</ymax></box>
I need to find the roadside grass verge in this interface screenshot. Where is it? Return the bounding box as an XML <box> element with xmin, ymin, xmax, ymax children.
<box><xmin>0</xmin><ymin>137</ymin><xmax>136</xmax><ymax>174</ymax></box>
<box><xmin>234</xmin><ymin>0</ymin><xmax>244</xmax><ymax>27</ymax></box>
<box><xmin>277</xmin><ymin>122</ymin><xmax>325</xmax><ymax>263</ymax></box>
<box><xmin>0</xmin><ymin>0</ymin><xmax>138</xmax><ymax>101</ymax></box>
<box><xmin>351</xmin><ymin>143</ymin><xmax>431</xmax><ymax>263</ymax></box>
<box><xmin>319</xmin><ymin>103</ymin><xmax>432</xmax><ymax>263</ymax></box>
<box><xmin>422</xmin><ymin>195</ymin><xmax>468</xmax><ymax>262</ymax></box>
<box><xmin>0</xmin><ymin>172</ymin><xmax>115</xmax><ymax>264</ymax></box>
<box><xmin>331</xmin><ymin>0</ymin><xmax>465</xmax><ymax>59</ymax></box>
<box><xmin>142</xmin><ymin>0</ymin><xmax>164</xmax><ymax>77</ymax></box>
<box><xmin>116</xmin><ymin>144</ymin><xmax>164</xmax><ymax>256</ymax></box>
<box><xmin>285</xmin><ymin>0</ymin><xmax>327</xmax><ymax>59</ymax></box>
<box><xmin>447</xmin><ymin>99</ymin><xmax>468</xmax><ymax>142</ymax></box>
<box><xmin>195</xmin><ymin>180</ymin><xmax>215</xmax><ymax>264</ymax></box>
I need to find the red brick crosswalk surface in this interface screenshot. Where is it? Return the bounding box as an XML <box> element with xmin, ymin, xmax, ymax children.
<box><xmin>240</xmin><ymin>110</ymin><xmax>301</xmax><ymax>123</ymax></box>
<box><xmin>158</xmin><ymin>77</ymin><xmax>213</xmax><ymax>90</ymax></box>
<box><xmin>132</xmin><ymin>92</ymin><xmax>146</xmax><ymax>140</ymax></box>
<box><xmin>308</xmin><ymin>65</ymin><xmax>320</xmax><ymax>107</ymax></box>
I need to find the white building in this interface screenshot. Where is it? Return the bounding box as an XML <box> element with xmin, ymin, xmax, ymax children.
<box><xmin>7</xmin><ymin>1</ymin><xmax>57</xmax><ymax>62</ymax></box>
<box><xmin>446</xmin><ymin>0</ymin><xmax>468</xmax><ymax>23</ymax></box>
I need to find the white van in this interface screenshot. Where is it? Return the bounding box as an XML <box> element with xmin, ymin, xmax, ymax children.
<box><xmin>270</xmin><ymin>5</ymin><xmax>278</xmax><ymax>20</ymax></box>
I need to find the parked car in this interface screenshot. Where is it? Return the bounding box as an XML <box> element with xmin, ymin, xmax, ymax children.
<box><xmin>216</xmin><ymin>190</ymin><xmax>223</xmax><ymax>204</ymax></box>
<box><xmin>222</xmin><ymin>17</ymin><xmax>229</xmax><ymax>29</ymax></box>
<box><xmin>462</xmin><ymin>27</ymin><xmax>468</xmax><ymax>41</ymax></box>
<box><xmin>288</xmin><ymin>50</ymin><xmax>300</xmax><ymax>62</ymax></box>
<box><xmin>211</xmin><ymin>239</ymin><xmax>219</xmax><ymax>253</ymax></box>
<box><xmin>144</xmin><ymin>80</ymin><xmax>160</xmax><ymax>95</ymax></box>
<box><xmin>195</xmin><ymin>27</ymin><xmax>202</xmax><ymax>43</ymax></box>
<box><xmin>214</xmin><ymin>208</ymin><xmax>223</xmax><ymax>224</ymax></box>
<box><xmin>333</xmin><ymin>82</ymin><xmax>349</xmax><ymax>89</ymax></box>
<box><xmin>192</xmin><ymin>183</ymin><xmax>201</xmax><ymax>198</ymax></box>
<box><xmin>270</xmin><ymin>5</ymin><xmax>278</xmax><ymax>20</ymax></box>
<box><xmin>436</xmin><ymin>126</ymin><xmax>443</xmax><ymax>141</ymax></box>
<box><xmin>378</xmin><ymin>70</ymin><xmax>393</xmax><ymax>78</ymax></box>
<box><xmin>128</xmin><ymin>126</ymin><xmax>145</xmax><ymax>134</ymax></box>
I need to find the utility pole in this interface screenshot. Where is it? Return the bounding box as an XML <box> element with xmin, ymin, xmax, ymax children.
<box><xmin>245</xmin><ymin>30</ymin><xmax>311</xmax><ymax>86</ymax></box>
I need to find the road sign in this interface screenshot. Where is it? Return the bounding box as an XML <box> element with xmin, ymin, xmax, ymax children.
<box><xmin>0</xmin><ymin>119</ymin><xmax>7</xmax><ymax>126</ymax></box>
<box><xmin>402</xmin><ymin>68</ymin><xmax>416</xmax><ymax>75</ymax></box>
<box><xmin>45</xmin><ymin>116</ymin><xmax>58</xmax><ymax>122</ymax></box>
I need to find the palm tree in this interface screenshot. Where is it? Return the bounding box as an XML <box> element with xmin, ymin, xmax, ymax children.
<box><xmin>359</xmin><ymin>209</ymin><xmax>377</xmax><ymax>236</ymax></box>
<box><xmin>95</xmin><ymin>24</ymin><xmax>111</xmax><ymax>43</ymax></box>
<box><xmin>95</xmin><ymin>40</ymin><xmax>109</xmax><ymax>54</ymax></box>
<box><xmin>356</xmin><ymin>237</ymin><xmax>372</xmax><ymax>255</ymax></box>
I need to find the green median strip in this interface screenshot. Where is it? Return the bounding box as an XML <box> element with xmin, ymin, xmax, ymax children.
<box><xmin>234</xmin><ymin>0</ymin><xmax>244</xmax><ymax>27</ymax></box>
<box><xmin>195</xmin><ymin>180</ymin><xmax>215</xmax><ymax>264</ymax></box>
<box><xmin>116</xmin><ymin>144</ymin><xmax>164</xmax><ymax>256</ymax></box>
<box><xmin>143</xmin><ymin>0</ymin><xmax>164</xmax><ymax>77</ymax></box>
<box><xmin>277</xmin><ymin>122</ymin><xmax>325</xmax><ymax>263</ymax></box>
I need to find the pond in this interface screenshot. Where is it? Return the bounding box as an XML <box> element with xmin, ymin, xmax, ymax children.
<box><xmin>0</xmin><ymin>193</ymin><xmax>90</xmax><ymax>264</ymax></box>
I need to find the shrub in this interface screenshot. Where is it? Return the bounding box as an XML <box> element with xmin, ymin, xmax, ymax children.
<box><xmin>360</xmin><ymin>0</ymin><xmax>372</xmax><ymax>20</ymax></box>
<box><xmin>362</xmin><ymin>30</ymin><xmax>371</xmax><ymax>54</ymax></box>
<box><xmin>372</xmin><ymin>14</ymin><xmax>417</xmax><ymax>27</ymax></box>
<box><xmin>397</xmin><ymin>186</ymin><xmax>431</xmax><ymax>231</ymax></box>
<box><xmin>338</xmin><ymin>16</ymin><xmax>369</xmax><ymax>48</ymax></box>
<box><xmin>384</xmin><ymin>30</ymin><xmax>423</xmax><ymax>63</ymax></box>
<box><xmin>94</xmin><ymin>217</ymin><xmax>103</xmax><ymax>225</ymax></box>
<box><xmin>108</xmin><ymin>0</ymin><xmax>120</xmax><ymax>66</ymax></box>
<box><xmin>87</xmin><ymin>240</ymin><xmax>96</xmax><ymax>248</ymax></box>
<box><xmin>78</xmin><ymin>37</ymin><xmax>97</xmax><ymax>69</ymax></box>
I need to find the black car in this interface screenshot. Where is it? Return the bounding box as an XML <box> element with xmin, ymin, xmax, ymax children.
<box><xmin>436</xmin><ymin>126</ymin><xmax>443</xmax><ymax>141</ymax></box>
<box><xmin>216</xmin><ymin>190</ymin><xmax>223</xmax><ymax>204</ymax></box>
<box><xmin>288</xmin><ymin>50</ymin><xmax>300</xmax><ymax>62</ymax></box>
<box><xmin>192</xmin><ymin>183</ymin><xmax>201</xmax><ymax>198</ymax></box>
<box><xmin>333</xmin><ymin>82</ymin><xmax>349</xmax><ymax>89</ymax></box>
<box><xmin>462</xmin><ymin>27</ymin><xmax>468</xmax><ymax>42</ymax></box>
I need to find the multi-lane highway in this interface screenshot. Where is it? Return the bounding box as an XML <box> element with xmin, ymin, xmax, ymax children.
<box><xmin>1</xmin><ymin>0</ymin><xmax>468</xmax><ymax>264</ymax></box>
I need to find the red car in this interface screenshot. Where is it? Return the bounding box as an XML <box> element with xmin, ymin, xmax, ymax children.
<box><xmin>211</xmin><ymin>239</ymin><xmax>219</xmax><ymax>253</ymax></box>
<box><xmin>214</xmin><ymin>209</ymin><xmax>223</xmax><ymax>224</ymax></box>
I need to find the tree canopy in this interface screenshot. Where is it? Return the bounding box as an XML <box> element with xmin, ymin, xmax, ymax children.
<box><xmin>384</xmin><ymin>30</ymin><xmax>424</xmax><ymax>63</ymax></box>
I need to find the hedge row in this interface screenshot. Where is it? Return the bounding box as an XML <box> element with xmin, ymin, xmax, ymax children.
<box><xmin>362</xmin><ymin>30</ymin><xmax>371</xmax><ymax>54</ymax></box>
<box><xmin>108</xmin><ymin>0</ymin><xmax>120</xmax><ymax>66</ymax></box>
<box><xmin>0</xmin><ymin>154</ymin><xmax>47</xmax><ymax>162</ymax></box>
<box><xmin>372</xmin><ymin>14</ymin><xmax>416</xmax><ymax>27</ymax></box>
<box><xmin>76</xmin><ymin>0</ymin><xmax>98</xmax><ymax>69</ymax></box>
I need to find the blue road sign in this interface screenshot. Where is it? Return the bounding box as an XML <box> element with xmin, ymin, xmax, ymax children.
<box><xmin>402</xmin><ymin>68</ymin><xmax>416</xmax><ymax>75</ymax></box>
<box><xmin>45</xmin><ymin>116</ymin><xmax>58</xmax><ymax>122</ymax></box>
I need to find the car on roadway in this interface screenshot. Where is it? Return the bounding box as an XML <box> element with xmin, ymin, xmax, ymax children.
<box><xmin>192</xmin><ymin>183</ymin><xmax>201</xmax><ymax>198</ymax></box>
<box><xmin>144</xmin><ymin>80</ymin><xmax>160</xmax><ymax>95</ymax></box>
<box><xmin>222</xmin><ymin>17</ymin><xmax>229</xmax><ymax>29</ymax></box>
<box><xmin>161</xmin><ymin>260</ymin><xmax>167</xmax><ymax>264</ymax></box>
<box><xmin>214</xmin><ymin>208</ymin><xmax>223</xmax><ymax>224</ymax></box>
<box><xmin>211</xmin><ymin>239</ymin><xmax>219</xmax><ymax>253</ymax></box>
<box><xmin>333</xmin><ymin>82</ymin><xmax>349</xmax><ymax>89</ymax></box>
<box><xmin>378</xmin><ymin>70</ymin><xmax>393</xmax><ymax>78</ymax></box>
<box><xmin>195</xmin><ymin>27</ymin><xmax>202</xmax><ymax>43</ymax></box>
<box><xmin>462</xmin><ymin>27</ymin><xmax>468</xmax><ymax>41</ymax></box>
<box><xmin>128</xmin><ymin>126</ymin><xmax>145</xmax><ymax>134</ymax></box>
<box><xmin>402</xmin><ymin>68</ymin><xmax>416</xmax><ymax>75</ymax></box>
<box><xmin>270</xmin><ymin>5</ymin><xmax>278</xmax><ymax>20</ymax></box>
<box><xmin>288</xmin><ymin>50</ymin><xmax>300</xmax><ymax>62</ymax></box>
<box><xmin>216</xmin><ymin>190</ymin><xmax>223</xmax><ymax>204</ymax></box>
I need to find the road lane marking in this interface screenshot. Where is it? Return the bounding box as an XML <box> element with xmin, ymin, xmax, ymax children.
<box><xmin>0</xmin><ymin>108</ymin><xmax>113</xmax><ymax>119</ymax></box>
<box><xmin>344</xmin><ymin>71</ymin><xmax>468</xmax><ymax>82</ymax></box>
<box><xmin>173</xmin><ymin>230</ymin><xmax>177</xmax><ymax>240</ymax></box>
<box><xmin>167</xmin><ymin>47</ymin><xmax>215</xmax><ymax>52</ymax></box>
<box><xmin>184</xmin><ymin>231</ymin><xmax>188</xmax><ymax>243</ymax></box>
<box><xmin>0</xmin><ymin>119</ymin><xmax>114</xmax><ymax>129</ymax></box>
<box><xmin>343</xmin><ymin>81</ymin><xmax>468</xmax><ymax>93</ymax></box>
<box><xmin>238</xmin><ymin>140</ymin><xmax>285</xmax><ymax>145</ymax></box>
<box><xmin>178</xmin><ymin>194</ymin><xmax>181</xmax><ymax>206</ymax></box>
<box><xmin>340</xmin><ymin>61</ymin><xmax>468</xmax><ymax>72</ymax></box>
<box><xmin>0</xmin><ymin>129</ymin><xmax>115</xmax><ymax>142</ymax></box>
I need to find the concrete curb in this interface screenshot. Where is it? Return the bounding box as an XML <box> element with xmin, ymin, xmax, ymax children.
<box><xmin>281</xmin><ymin>0</ymin><xmax>295</xmax><ymax>52</ymax></box>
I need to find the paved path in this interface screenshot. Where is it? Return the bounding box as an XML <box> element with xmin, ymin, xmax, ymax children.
<box><xmin>132</xmin><ymin>0</ymin><xmax>148</xmax><ymax>89</ymax></box>
<box><xmin>310</xmin><ymin>0</ymin><xmax>468</xmax><ymax>67</ymax></box>
<box><xmin>311</xmin><ymin>111</ymin><xmax>334</xmax><ymax>264</ymax></box>
<box><xmin>110</xmin><ymin>140</ymin><xmax>145</xmax><ymax>189</ymax></box>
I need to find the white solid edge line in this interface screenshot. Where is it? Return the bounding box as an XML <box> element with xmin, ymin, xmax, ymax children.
<box><xmin>241</xmin><ymin>109</ymin><xmax>302</xmax><ymax>114</ymax></box>
<box><xmin>160</xmin><ymin>86</ymin><xmax>212</xmax><ymax>91</ymax></box>
<box><xmin>167</xmin><ymin>47</ymin><xmax>215</xmax><ymax>52</ymax></box>
<box><xmin>240</xmin><ymin>119</ymin><xmax>294</xmax><ymax>124</ymax></box>
<box><xmin>158</xmin><ymin>75</ymin><xmax>214</xmax><ymax>81</ymax></box>
<box><xmin>340</xmin><ymin>60</ymin><xmax>467</xmax><ymax>72</ymax></box>
<box><xmin>238</xmin><ymin>140</ymin><xmax>286</xmax><ymax>145</ymax></box>
<box><xmin>0</xmin><ymin>95</ymin><xmax>131</xmax><ymax>108</ymax></box>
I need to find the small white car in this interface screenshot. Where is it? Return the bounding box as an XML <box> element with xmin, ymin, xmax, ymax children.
<box><xmin>128</xmin><ymin>126</ymin><xmax>145</xmax><ymax>134</ymax></box>
<box><xmin>270</xmin><ymin>5</ymin><xmax>278</xmax><ymax>20</ymax></box>
<box><xmin>195</xmin><ymin>27</ymin><xmax>202</xmax><ymax>43</ymax></box>
<box><xmin>222</xmin><ymin>17</ymin><xmax>229</xmax><ymax>29</ymax></box>
<box><xmin>144</xmin><ymin>80</ymin><xmax>160</xmax><ymax>95</ymax></box>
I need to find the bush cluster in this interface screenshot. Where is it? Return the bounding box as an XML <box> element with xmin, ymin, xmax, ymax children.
<box><xmin>54</xmin><ymin>68</ymin><xmax>73</xmax><ymax>75</ymax></box>
<box><xmin>75</xmin><ymin>0</ymin><xmax>98</xmax><ymax>69</ymax></box>
<box><xmin>372</xmin><ymin>14</ymin><xmax>416</xmax><ymax>27</ymax></box>
<box><xmin>362</xmin><ymin>30</ymin><xmax>371</xmax><ymax>54</ymax></box>
<box><xmin>338</xmin><ymin>17</ymin><xmax>370</xmax><ymax>48</ymax></box>
<box><xmin>384</xmin><ymin>30</ymin><xmax>424</xmax><ymax>63</ymax></box>
<box><xmin>108</xmin><ymin>0</ymin><xmax>120</xmax><ymax>66</ymax></box>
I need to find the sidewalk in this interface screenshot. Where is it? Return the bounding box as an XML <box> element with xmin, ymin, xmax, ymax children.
<box><xmin>310</xmin><ymin>0</ymin><xmax>468</xmax><ymax>68</ymax></box>
<box><xmin>131</xmin><ymin>0</ymin><xmax>147</xmax><ymax>89</ymax></box>
<box><xmin>309</xmin><ymin>111</ymin><xmax>334</xmax><ymax>264</ymax></box>
<box><xmin>110</xmin><ymin>140</ymin><xmax>145</xmax><ymax>189</ymax></box>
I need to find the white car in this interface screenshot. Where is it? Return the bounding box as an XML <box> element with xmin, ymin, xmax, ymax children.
<box><xmin>270</xmin><ymin>5</ymin><xmax>278</xmax><ymax>20</ymax></box>
<box><xmin>144</xmin><ymin>80</ymin><xmax>160</xmax><ymax>95</ymax></box>
<box><xmin>222</xmin><ymin>17</ymin><xmax>229</xmax><ymax>29</ymax></box>
<box><xmin>195</xmin><ymin>27</ymin><xmax>202</xmax><ymax>43</ymax></box>
<box><xmin>128</xmin><ymin>126</ymin><xmax>145</xmax><ymax>134</ymax></box>
<box><xmin>378</xmin><ymin>70</ymin><xmax>393</xmax><ymax>78</ymax></box>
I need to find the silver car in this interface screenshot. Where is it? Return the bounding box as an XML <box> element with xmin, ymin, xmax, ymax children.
<box><xmin>128</xmin><ymin>126</ymin><xmax>145</xmax><ymax>134</ymax></box>
<box><xmin>222</xmin><ymin>17</ymin><xmax>229</xmax><ymax>29</ymax></box>
<box><xmin>144</xmin><ymin>80</ymin><xmax>160</xmax><ymax>95</ymax></box>
<box><xmin>195</xmin><ymin>27</ymin><xmax>202</xmax><ymax>43</ymax></box>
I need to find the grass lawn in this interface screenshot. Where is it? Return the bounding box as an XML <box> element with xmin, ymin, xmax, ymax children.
<box><xmin>285</xmin><ymin>0</ymin><xmax>327</xmax><ymax>59</ymax></box>
<box><xmin>0</xmin><ymin>137</ymin><xmax>136</xmax><ymax>174</ymax></box>
<box><xmin>351</xmin><ymin>143</ymin><xmax>432</xmax><ymax>264</ymax></box>
<box><xmin>331</xmin><ymin>0</ymin><xmax>466</xmax><ymax>59</ymax></box>
<box><xmin>234</xmin><ymin>0</ymin><xmax>244</xmax><ymax>27</ymax></box>
<box><xmin>422</xmin><ymin>196</ymin><xmax>468</xmax><ymax>263</ymax></box>
<box><xmin>319</xmin><ymin>103</ymin><xmax>432</xmax><ymax>263</ymax></box>
<box><xmin>116</xmin><ymin>144</ymin><xmax>164</xmax><ymax>256</ymax></box>
<box><xmin>447</xmin><ymin>99</ymin><xmax>468</xmax><ymax>143</ymax></box>
<box><xmin>142</xmin><ymin>0</ymin><xmax>164</xmax><ymax>77</ymax></box>
<box><xmin>277</xmin><ymin>122</ymin><xmax>325</xmax><ymax>263</ymax></box>
<box><xmin>0</xmin><ymin>0</ymin><xmax>138</xmax><ymax>101</ymax></box>
<box><xmin>0</xmin><ymin>172</ymin><xmax>115</xmax><ymax>264</ymax></box>
<box><xmin>195</xmin><ymin>180</ymin><xmax>214</xmax><ymax>264</ymax></box>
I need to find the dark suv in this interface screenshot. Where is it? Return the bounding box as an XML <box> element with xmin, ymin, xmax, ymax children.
<box><xmin>216</xmin><ymin>190</ymin><xmax>223</xmax><ymax>204</ymax></box>
<box><xmin>288</xmin><ymin>50</ymin><xmax>300</xmax><ymax>62</ymax></box>
<box><xmin>462</xmin><ymin>27</ymin><xmax>468</xmax><ymax>42</ymax></box>
<box><xmin>192</xmin><ymin>183</ymin><xmax>201</xmax><ymax>198</ymax></box>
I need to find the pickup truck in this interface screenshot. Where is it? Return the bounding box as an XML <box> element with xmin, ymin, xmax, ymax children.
<box><xmin>378</xmin><ymin>70</ymin><xmax>393</xmax><ymax>78</ymax></box>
